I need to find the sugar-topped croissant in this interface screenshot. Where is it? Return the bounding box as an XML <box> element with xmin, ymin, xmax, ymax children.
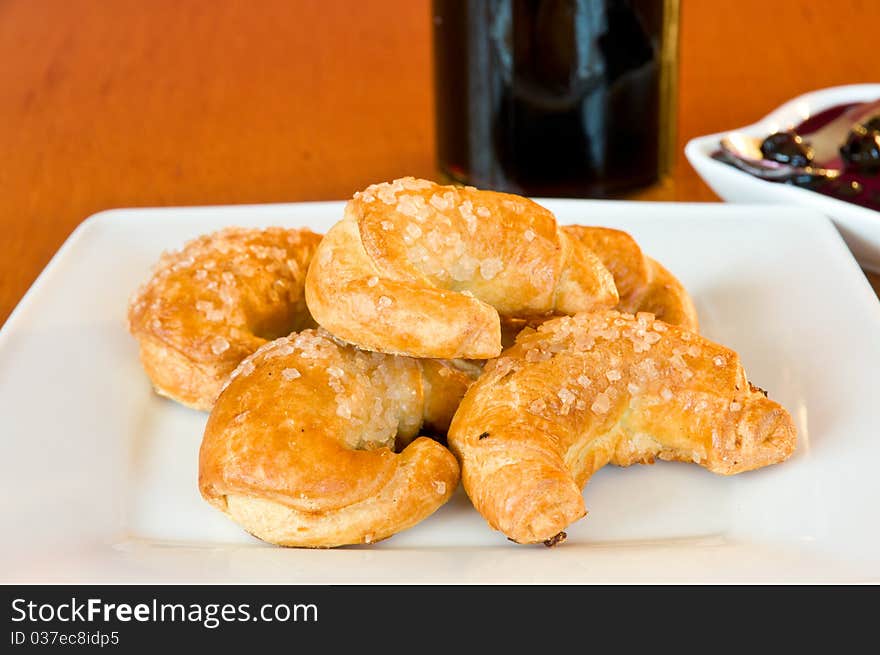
<box><xmin>447</xmin><ymin>310</ymin><xmax>796</xmax><ymax>545</ymax></box>
<box><xmin>128</xmin><ymin>227</ymin><xmax>321</xmax><ymax>410</ymax></box>
<box><xmin>305</xmin><ymin>178</ymin><xmax>618</xmax><ymax>359</ymax></box>
<box><xmin>199</xmin><ymin>329</ymin><xmax>479</xmax><ymax>547</ymax></box>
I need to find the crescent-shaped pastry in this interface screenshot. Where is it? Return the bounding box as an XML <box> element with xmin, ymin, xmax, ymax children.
<box><xmin>562</xmin><ymin>226</ymin><xmax>699</xmax><ymax>331</ymax></box>
<box><xmin>128</xmin><ymin>227</ymin><xmax>321</xmax><ymax>410</ymax></box>
<box><xmin>448</xmin><ymin>310</ymin><xmax>796</xmax><ymax>545</ymax></box>
<box><xmin>199</xmin><ymin>329</ymin><xmax>479</xmax><ymax>547</ymax></box>
<box><xmin>304</xmin><ymin>178</ymin><xmax>618</xmax><ymax>359</ymax></box>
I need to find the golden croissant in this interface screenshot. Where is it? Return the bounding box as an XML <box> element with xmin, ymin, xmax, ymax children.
<box><xmin>128</xmin><ymin>227</ymin><xmax>321</xmax><ymax>410</ymax></box>
<box><xmin>199</xmin><ymin>329</ymin><xmax>479</xmax><ymax>547</ymax></box>
<box><xmin>305</xmin><ymin>177</ymin><xmax>618</xmax><ymax>359</ymax></box>
<box><xmin>448</xmin><ymin>310</ymin><xmax>796</xmax><ymax>545</ymax></box>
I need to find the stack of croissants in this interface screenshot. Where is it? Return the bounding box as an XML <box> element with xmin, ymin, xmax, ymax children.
<box><xmin>128</xmin><ymin>177</ymin><xmax>797</xmax><ymax>547</ymax></box>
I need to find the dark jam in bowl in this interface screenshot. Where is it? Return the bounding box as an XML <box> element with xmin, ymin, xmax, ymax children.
<box><xmin>713</xmin><ymin>101</ymin><xmax>880</xmax><ymax>212</ymax></box>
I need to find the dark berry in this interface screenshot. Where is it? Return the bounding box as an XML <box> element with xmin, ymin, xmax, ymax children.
<box><xmin>840</xmin><ymin>126</ymin><xmax>880</xmax><ymax>174</ymax></box>
<box><xmin>785</xmin><ymin>171</ymin><xmax>827</xmax><ymax>190</ymax></box>
<box><xmin>863</xmin><ymin>115</ymin><xmax>880</xmax><ymax>134</ymax></box>
<box><xmin>760</xmin><ymin>131</ymin><xmax>813</xmax><ymax>167</ymax></box>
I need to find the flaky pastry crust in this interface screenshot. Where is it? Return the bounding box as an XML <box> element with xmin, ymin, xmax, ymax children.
<box><xmin>304</xmin><ymin>177</ymin><xmax>618</xmax><ymax>359</ymax></box>
<box><xmin>448</xmin><ymin>310</ymin><xmax>796</xmax><ymax>544</ymax></box>
<box><xmin>199</xmin><ymin>329</ymin><xmax>479</xmax><ymax>547</ymax></box>
<box><xmin>128</xmin><ymin>227</ymin><xmax>321</xmax><ymax>410</ymax></box>
<box><xmin>563</xmin><ymin>226</ymin><xmax>699</xmax><ymax>331</ymax></box>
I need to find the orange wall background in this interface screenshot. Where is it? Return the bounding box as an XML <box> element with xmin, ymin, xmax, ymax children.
<box><xmin>0</xmin><ymin>0</ymin><xmax>877</xmax><ymax>323</ymax></box>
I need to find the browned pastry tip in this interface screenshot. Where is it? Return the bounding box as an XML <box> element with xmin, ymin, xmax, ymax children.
<box><xmin>199</xmin><ymin>329</ymin><xmax>480</xmax><ymax>547</ymax></box>
<box><xmin>127</xmin><ymin>227</ymin><xmax>321</xmax><ymax>410</ymax></box>
<box><xmin>562</xmin><ymin>225</ymin><xmax>699</xmax><ymax>332</ymax></box>
<box><xmin>305</xmin><ymin>178</ymin><xmax>618</xmax><ymax>359</ymax></box>
<box><xmin>448</xmin><ymin>310</ymin><xmax>796</xmax><ymax>544</ymax></box>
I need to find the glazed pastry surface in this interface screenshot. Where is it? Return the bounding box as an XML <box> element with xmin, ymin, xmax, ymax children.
<box><xmin>128</xmin><ymin>227</ymin><xmax>321</xmax><ymax>409</ymax></box>
<box><xmin>563</xmin><ymin>226</ymin><xmax>699</xmax><ymax>331</ymax></box>
<box><xmin>199</xmin><ymin>329</ymin><xmax>478</xmax><ymax>547</ymax></box>
<box><xmin>305</xmin><ymin>177</ymin><xmax>618</xmax><ymax>359</ymax></box>
<box><xmin>448</xmin><ymin>310</ymin><xmax>796</xmax><ymax>544</ymax></box>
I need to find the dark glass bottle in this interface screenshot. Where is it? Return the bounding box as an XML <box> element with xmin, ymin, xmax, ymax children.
<box><xmin>433</xmin><ymin>0</ymin><xmax>678</xmax><ymax>197</ymax></box>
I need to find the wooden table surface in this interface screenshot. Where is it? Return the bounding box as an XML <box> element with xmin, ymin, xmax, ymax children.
<box><xmin>1</xmin><ymin>0</ymin><xmax>878</xmax><ymax>326</ymax></box>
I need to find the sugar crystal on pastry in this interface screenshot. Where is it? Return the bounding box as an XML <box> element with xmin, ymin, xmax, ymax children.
<box><xmin>196</xmin><ymin>300</ymin><xmax>225</xmax><ymax>322</ymax></box>
<box><xmin>429</xmin><ymin>192</ymin><xmax>451</xmax><ymax>211</ymax></box>
<box><xmin>336</xmin><ymin>400</ymin><xmax>352</xmax><ymax>419</ymax></box>
<box><xmin>478</xmin><ymin>257</ymin><xmax>504</xmax><ymax>280</ymax></box>
<box><xmin>528</xmin><ymin>399</ymin><xmax>547</xmax><ymax>414</ymax></box>
<box><xmin>400</xmin><ymin>177</ymin><xmax>433</xmax><ymax>191</ymax></box>
<box><xmin>458</xmin><ymin>200</ymin><xmax>477</xmax><ymax>233</ymax></box>
<box><xmin>396</xmin><ymin>194</ymin><xmax>423</xmax><ymax>218</ymax></box>
<box><xmin>525</xmin><ymin>347</ymin><xmax>551</xmax><ymax>362</ymax></box>
<box><xmin>281</xmin><ymin>367</ymin><xmax>300</xmax><ymax>381</ymax></box>
<box><xmin>211</xmin><ymin>336</ymin><xmax>230</xmax><ymax>355</ymax></box>
<box><xmin>591</xmin><ymin>391</ymin><xmax>612</xmax><ymax>414</ymax></box>
<box><xmin>328</xmin><ymin>374</ymin><xmax>345</xmax><ymax>395</ymax></box>
<box><xmin>265</xmin><ymin>342</ymin><xmax>295</xmax><ymax>358</ymax></box>
<box><xmin>404</xmin><ymin>223</ymin><xmax>423</xmax><ymax>240</ymax></box>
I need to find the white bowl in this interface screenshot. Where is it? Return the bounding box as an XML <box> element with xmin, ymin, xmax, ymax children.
<box><xmin>685</xmin><ymin>84</ymin><xmax>880</xmax><ymax>273</ymax></box>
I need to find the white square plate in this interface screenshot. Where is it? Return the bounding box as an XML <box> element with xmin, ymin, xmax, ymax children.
<box><xmin>2</xmin><ymin>200</ymin><xmax>879</xmax><ymax>583</ymax></box>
